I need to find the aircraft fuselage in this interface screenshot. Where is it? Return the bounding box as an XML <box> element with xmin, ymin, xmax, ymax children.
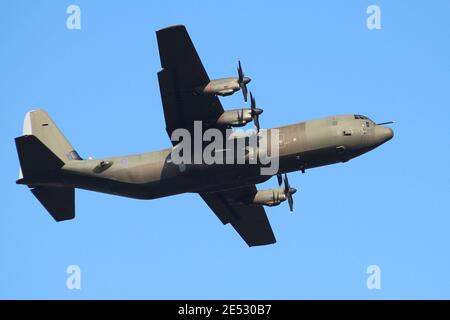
<box><xmin>30</xmin><ymin>114</ymin><xmax>393</xmax><ymax>200</ymax></box>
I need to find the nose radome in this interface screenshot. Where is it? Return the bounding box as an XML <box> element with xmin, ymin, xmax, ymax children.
<box><xmin>383</xmin><ymin>127</ymin><xmax>394</xmax><ymax>141</ymax></box>
<box><xmin>377</xmin><ymin>126</ymin><xmax>394</xmax><ymax>143</ymax></box>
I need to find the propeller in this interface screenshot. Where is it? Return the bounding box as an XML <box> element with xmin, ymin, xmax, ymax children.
<box><xmin>249</xmin><ymin>92</ymin><xmax>263</xmax><ymax>132</ymax></box>
<box><xmin>237</xmin><ymin>60</ymin><xmax>251</xmax><ymax>102</ymax></box>
<box><xmin>276</xmin><ymin>173</ymin><xmax>283</xmax><ymax>186</ymax></box>
<box><xmin>283</xmin><ymin>174</ymin><xmax>297</xmax><ymax>212</ymax></box>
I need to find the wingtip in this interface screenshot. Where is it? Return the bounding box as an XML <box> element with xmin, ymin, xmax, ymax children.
<box><xmin>247</xmin><ymin>238</ymin><xmax>277</xmax><ymax>247</ymax></box>
<box><xmin>156</xmin><ymin>24</ymin><xmax>186</xmax><ymax>34</ymax></box>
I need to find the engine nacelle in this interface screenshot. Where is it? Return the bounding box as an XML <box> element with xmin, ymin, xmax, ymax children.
<box><xmin>216</xmin><ymin>108</ymin><xmax>253</xmax><ymax>127</ymax></box>
<box><xmin>251</xmin><ymin>188</ymin><xmax>286</xmax><ymax>207</ymax></box>
<box><xmin>199</xmin><ymin>79</ymin><xmax>240</xmax><ymax>96</ymax></box>
<box><xmin>215</xmin><ymin>89</ymin><xmax>235</xmax><ymax>96</ymax></box>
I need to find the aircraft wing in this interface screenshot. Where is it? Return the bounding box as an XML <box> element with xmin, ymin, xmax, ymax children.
<box><xmin>200</xmin><ymin>185</ymin><xmax>276</xmax><ymax>247</ymax></box>
<box><xmin>156</xmin><ymin>25</ymin><xmax>224</xmax><ymax>142</ymax></box>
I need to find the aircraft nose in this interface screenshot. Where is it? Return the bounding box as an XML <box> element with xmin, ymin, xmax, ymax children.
<box><xmin>243</xmin><ymin>77</ymin><xmax>251</xmax><ymax>84</ymax></box>
<box><xmin>376</xmin><ymin>126</ymin><xmax>394</xmax><ymax>144</ymax></box>
<box><xmin>381</xmin><ymin>126</ymin><xmax>394</xmax><ymax>142</ymax></box>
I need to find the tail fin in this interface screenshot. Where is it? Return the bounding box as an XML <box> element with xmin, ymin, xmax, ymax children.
<box><xmin>15</xmin><ymin>110</ymin><xmax>80</xmax><ymax>221</ymax></box>
<box><xmin>21</xmin><ymin>109</ymin><xmax>81</xmax><ymax>164</ymax></box>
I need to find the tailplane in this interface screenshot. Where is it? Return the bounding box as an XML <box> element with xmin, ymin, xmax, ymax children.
<box><xmin>31</xmin><ymin>187</ymin><xmax>75</xmax><ymax>221</ymax></box>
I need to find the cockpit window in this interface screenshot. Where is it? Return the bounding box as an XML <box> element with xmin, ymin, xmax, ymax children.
<box><xmin>354</xmin><ymin>114</ymin><xmax>373</xmax><ymax>123</ymax></box>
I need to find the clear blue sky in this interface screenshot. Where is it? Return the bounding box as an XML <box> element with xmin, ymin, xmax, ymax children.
<box><xmin>1</xmin><ymin>0</ymin><xmax>450</xmax><ymax>299</ymax></box>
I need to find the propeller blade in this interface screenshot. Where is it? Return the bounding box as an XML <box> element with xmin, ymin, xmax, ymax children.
<box><xmin>237</xmin><ymin>61</ymin><xmax>250</xmax><ymax>102</ymax></box>
<box><xmin>249</xmin><ymin>92</ymin><xmax>262</xmax><ymax>131</ymax></box>
<box><xmin>238</xmin><ymin>60</ymin><xmax>244</xmax><ymax>82</ymax></box>
<box><xmin>250</xmin><ymin>92</ymin><xmax>255</xmax><ymax>110</ymax></box>
<box><xmin>283</xmin><ymin>174</ymin><xmax>295</xmax><ymax>212</ymax></box>
<box><xmin>241</xmin><ymin>83</ymin><xmax>248</xmax><ymax>102</ymax></box>
<box><xmin>254</xmin><ymin>114</ymin><xmax>260</xmax><ymax>132</ymax></box>
<box><xmin>287</xmin><ymin>193</ymin><xmax>294</xmax><ymax>212</ymax></box>
<box><xmin>284</xmin><ymin>174</ymin><xmax>290</xmax><ymax>191</ymax></box>
<box><xmin>277</xmin><ymin>173</ymin><xmax>282</xmax><ymax>186</ymax></box>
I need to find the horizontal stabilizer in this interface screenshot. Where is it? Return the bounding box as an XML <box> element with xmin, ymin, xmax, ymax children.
<box><xmin>31</xmin><ymin>187</ymin><xmax>75</xmax><ymax>221</ymax></box>
<box><xmin>15</xmin><ymin>135</ymin><xmax>64</xmax><ymax>178</ymax></box>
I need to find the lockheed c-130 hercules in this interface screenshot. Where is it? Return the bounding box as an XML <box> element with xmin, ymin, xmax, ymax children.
<box><xmin>15</xmin><ymin>25</ymin><xmax>393</xmax><ymax>246</ymax></box>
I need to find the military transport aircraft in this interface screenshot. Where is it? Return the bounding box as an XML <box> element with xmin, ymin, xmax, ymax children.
<box><xmin>15</xmin><ymin>25</ymin><xmax>393</xmax><ymax>246</ymax></box>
